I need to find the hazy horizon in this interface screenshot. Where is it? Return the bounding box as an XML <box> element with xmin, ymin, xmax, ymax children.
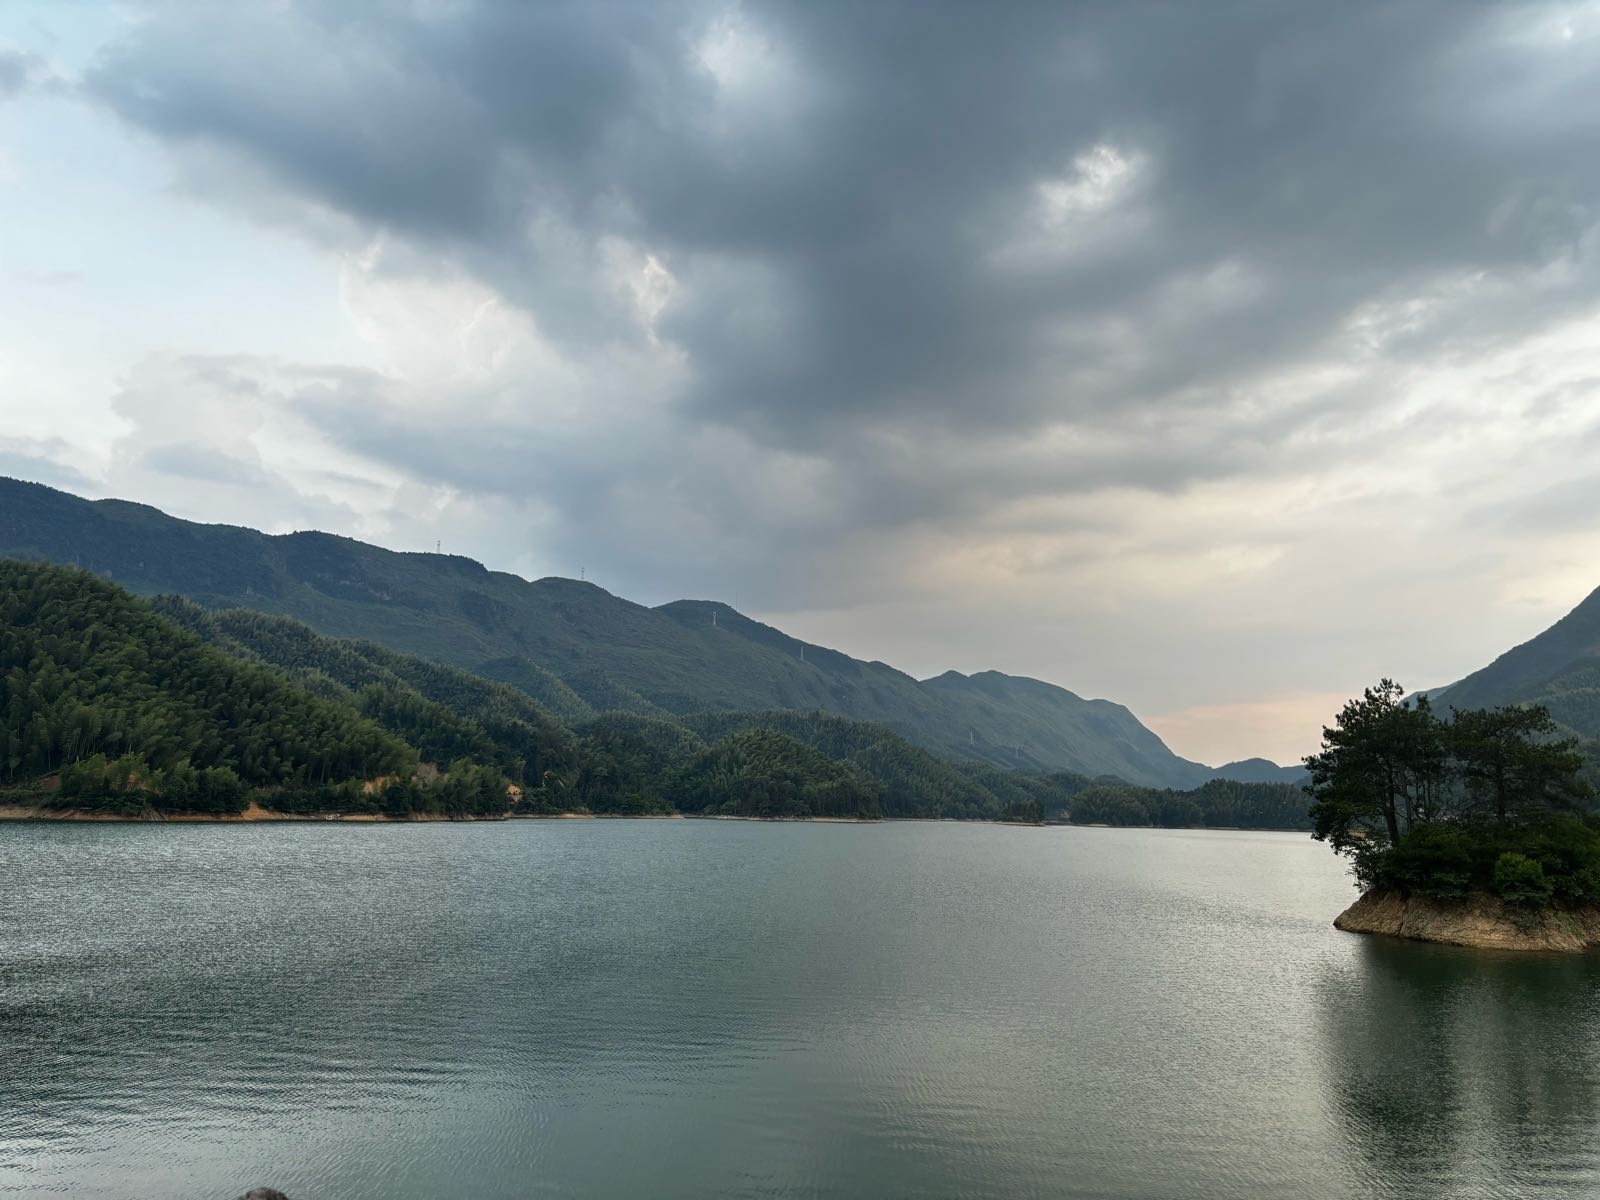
<box><xmin>4</xmin><ymin>3</ymin><xmax>1599</xmax><ymax>764</ymax></box>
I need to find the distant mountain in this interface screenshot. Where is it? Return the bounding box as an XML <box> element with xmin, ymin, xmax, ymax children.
<box><xmin>158</xmin><ymin>597</ymin><xmax>1017</xmax><ymax>819</ymax></box>
<box><xmin>0</xmin><ymin>477</ymin><xmax>1296</xmax><ymax>788</ymax></box>
<box><xmin>0</xmin><ymin>560</ymin><xmax>1027</xmax><ymax>820</ymax></box>
<box><xmin>1427</xmin><ymin>585</ymin><xmax>1600</xmax><ymax>740</ymax></box>
<box><xmin>1206</xmin><ymin>757</ymin><xmax>1308</xmax><ymax>785</ymax></box>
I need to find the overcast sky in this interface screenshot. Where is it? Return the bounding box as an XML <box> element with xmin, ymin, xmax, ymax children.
<box><xmin>3</xmin><ymin>2</ymin><xmax>1600</xmax><ymax>766</ymax></box>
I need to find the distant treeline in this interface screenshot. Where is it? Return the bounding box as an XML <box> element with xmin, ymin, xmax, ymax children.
<box><xmin>1066</xmin><ymin>779</ymin><xmax>1313</xmax><ymax>830</ymax></box>
<box><xmin>1</xmin><ymin>560</ymin><xmax>1309</xmax><ymax>827</ymax></box>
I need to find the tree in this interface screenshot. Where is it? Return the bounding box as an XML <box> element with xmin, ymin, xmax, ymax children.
<box><xmin>1309</xmin><ymin>681</ymin><xmax>1599</xmax><ymax>900</ymax></box>
<box><xmin>1306</xmin><ymin>681</ymin><xmax>1443</xmax><ymax>883</ymax></box>
<box><xmin>1447</xmin><ymin>705</ymin><xmax>1591</xmax><ymax>823</ymax></box>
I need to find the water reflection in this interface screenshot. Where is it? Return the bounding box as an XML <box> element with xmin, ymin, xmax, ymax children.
<box><xmin>1318</xmin><ymin>937</ymin><xmax>1600</xmax><ymax>1198</ymax></box>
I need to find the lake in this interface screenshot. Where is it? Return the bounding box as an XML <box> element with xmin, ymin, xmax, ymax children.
<box><xmin>2</xmin><ymin>820</ymin><xmax>1598</xmax><ymax>1199</ymax></box>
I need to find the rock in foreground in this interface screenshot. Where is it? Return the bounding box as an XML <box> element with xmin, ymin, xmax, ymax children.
<box><xmin>1335</xmin><ymin>888</ymin><xmax>1600</xmax><ymax>952</ymax></box>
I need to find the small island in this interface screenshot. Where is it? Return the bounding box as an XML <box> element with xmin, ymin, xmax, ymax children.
<box><xmin>1308</xmin><ymin>680</ymin><xmax>1600</xmax><ymax>951</ymax></box>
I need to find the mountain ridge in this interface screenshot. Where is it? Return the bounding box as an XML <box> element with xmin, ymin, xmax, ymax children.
<box><xmin>1426</xmin><ymin>585</ymin><xmax>1600</xmax><ymax>742</ymax></box>
<box><xmin>0</xmin><ymin>476</ymin><xmax>1301</xmax><ymax>787</ymax></box>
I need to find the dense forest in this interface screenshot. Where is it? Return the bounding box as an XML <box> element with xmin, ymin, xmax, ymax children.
<box><xmin>3</xmin><ymin>560</ymin><xmax>412</xmax><ymax>814</ymax></box>
<box><xmin>1065</xmin><ymin>778</ymin><xmax>1314</xmax><ymax>830</ymax></box>
<box><xmin>155</xmin><ymin>599</ymin><xmax>582</xmax><ymax>792</ymax></box>
<box><xmin>2</xmin><ymin>560</ymin><xmax>1317</xmax><ymax>825</ymax></box>
<box><xmin>1308</xmin><ymin>680</ymin><xmax>1600</xmax><ymax>904</ymax></box>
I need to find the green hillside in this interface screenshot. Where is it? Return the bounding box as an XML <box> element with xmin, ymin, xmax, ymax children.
<box><xmin>683</xmin><ymin>709</ymin><xmax>1010</xmax><ymax>818</ymax></box>
<box><xmin>152</xmin><ymin>598</ymin><xmax>1033</xmax><ymax>815</ymax></box>
<box><xmin>0</xmin><ymin>560</ymin><xmax>428</xmax><ymax>814</ymax></box>
<box><xmin>1430</xmin><ymin>585</ymin><xmax>1600</xmax><ymax>740</ymax></box>
<box><xmin>1</xmin><ymin>559</ymin><xmax>1308</xmax><ymax>825</ymax></box>
<box><xmin>0</xmin><ymin>476</ymin><xmax>1297</xmax><ymax>786</ymax></box>
<box><xmin>672</xmin><ymin>728</ymin><xmax>882</xmax><ymax>820</ymax></box>
<box><xmin>0</xmin><ymin>560</ymin><xmax>1007</xmax><ymax>819</ymax></box>
<box><xmin>153</xmin><ymin>599</ymin><xmax>582</xmax><ymax>790</ymax></box>
<box><xmin>922</xmin><ymin>670</ymin><xmax>1192</xmax><ymax>777</ymax></box>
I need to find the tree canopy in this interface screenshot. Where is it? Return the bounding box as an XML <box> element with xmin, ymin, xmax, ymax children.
<box><xmin>1307</xmin><ymin>679</ymin><xmax>1598</xmax><ymax>902</ymax></box>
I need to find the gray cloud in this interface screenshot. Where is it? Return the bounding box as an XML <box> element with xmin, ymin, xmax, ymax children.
<box><xmin>88</xmin><ymin>4</ymin><xmax>1600</xmax><ymax>419</ymax></box>
<box><xmin>138</xmin><ymin>442</ymin><xmax>271</xmax><ymax>487</ymax></box>
<box><xmin>58</xmin><ymin>1</ymin><xmax>1600</xmax><ymax>758</ymax></box>
<box><xmin>0</xmin><ymin>438</ymin><xmax>95</xmax><ymax>492</ymax></box>
<box><xmin>0</xmin><ymin>44</ymin><xmax>42</xmax><ymax>98</ymax></box>
<box><xmin>85</xmin><ymin>4</ymin><xmax>1600</xmax><ymax>438</ymax></box>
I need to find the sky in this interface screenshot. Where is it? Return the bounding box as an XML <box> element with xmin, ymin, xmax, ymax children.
<box><xmin>3</xmin><ymin>2</ymin><xmax>1600</xmax><ymax>767</ymax></box>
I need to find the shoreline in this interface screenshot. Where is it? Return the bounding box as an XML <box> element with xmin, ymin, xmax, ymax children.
<box><xmin>0</xmin><ymin>802</ymin><xmax>691</xmax><ymax>825</ymax></box>
<box><xmin>682</xmin><ymin>813</ymin><xmax>884</xmax><ymax>824</ymax></box>
<box><xmin>0</xmin><ymin>803</ymin><xmax>1310</xmax><ymax>832</ymax></box>
<box><xmin>1334</xmin><ymin>887</ymin><xmax>1600</xmax><ymax>953</ymax></box>
<box><xmin>0</xmin><ymin>802</ymin><xmax>506</xmax><ymax>824</ymax></box>
<box><xmin>0</xmin><ymin>805</ymin><xmax>885</xmax><ymax>825</ymax></box>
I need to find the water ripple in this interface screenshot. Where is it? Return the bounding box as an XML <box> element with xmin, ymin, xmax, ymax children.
<box><xmin>3</xmin><ymin>822</ymin><xmax>1598</xmax><ymax>1199</ymax></box>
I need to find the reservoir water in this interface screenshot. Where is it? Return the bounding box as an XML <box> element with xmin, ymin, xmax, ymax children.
<box><xmin>3</xmin><ymin>820</ymin><xmax>1598</xmax><ymax>1199</ymax></box>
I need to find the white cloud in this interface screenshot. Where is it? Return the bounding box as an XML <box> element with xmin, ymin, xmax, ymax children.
<box><xmin>1037</xmin><ymin>144</ymin><xmax>1146</xmax><ymax>223</ymax></box>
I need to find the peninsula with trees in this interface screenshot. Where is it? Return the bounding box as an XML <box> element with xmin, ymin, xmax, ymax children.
<box><xmin>1308</xmin><ymin>680</ymin><xmax>1600</xmax><ymax>951</ymax></box>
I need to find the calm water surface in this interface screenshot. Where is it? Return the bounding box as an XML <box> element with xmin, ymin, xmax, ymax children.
<box><xmin>2</xmin><ymin>821</ymin><xmax>1598</xmax><ymax>1199</ymax></box>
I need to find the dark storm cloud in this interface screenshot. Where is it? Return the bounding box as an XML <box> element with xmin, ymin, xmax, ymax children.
<box><xmin>81</xmin><ymin>1</ymin><xmax>1600</xmax><ymax>603</ymax></box>
<box><xmin>0</xmin><ymin>45</ymin><xmax>41</xmax><ymax>97</ymax></box>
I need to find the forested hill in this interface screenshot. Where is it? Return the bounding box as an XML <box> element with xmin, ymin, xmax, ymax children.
<box><xmin>154</xmin><ymin>597</ymin><xmax>581</xmax><ymax>793</ymax></box>
<box><xmin>1421</xmin><ymin>584</ymin><xmax>1600</xmax><ymax>744</ymax></box>
<box><xmin>0</xmin><ymin>477</ymin><xmax>1300</xmax><ymax>787</ymax></box>
<box><xmin>0</xmin><ymin>560</ymin><xmax>1310</xmax><ymax>827</ymax></box>
<box><xmin>0</xmin><ymin>560</ymin><xmax>422</xmax><ymax>814</ymax></box>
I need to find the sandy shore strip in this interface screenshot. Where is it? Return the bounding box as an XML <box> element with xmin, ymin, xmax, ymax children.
<box><xmin>0</xmin><ymin>804</ymin><xmax>883</xmax><ymax>824</ymax></box>
<box><xmin>0</xmin><ymin>805</ymin><xmax>1067</xmax><ymax>827</ymax></box>
<box><xmin>683</xmin><ymin>813</ymin><xmax>884</xmax><ymax>823</ymax></box>
<box><xmin>0</xmin><ymin>803</ymin><xmax>692</xmax><ymax>824</ymax></box>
